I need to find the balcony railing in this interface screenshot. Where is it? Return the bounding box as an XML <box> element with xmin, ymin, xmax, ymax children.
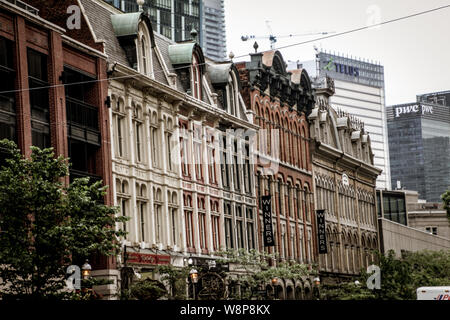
<box><xmin>6</xmin><ymin>0</ymin><xmax>39</xmax><ymax>15</ymax></box>
<box><xmin>69</xmin><ymin>169</ymin><xmax>102</xmax><ymax>184</ymax></box>
<box><xmin>66</xmin><ymin>97</ymin><xmax>100</xmax><ymax>146</ymax></box>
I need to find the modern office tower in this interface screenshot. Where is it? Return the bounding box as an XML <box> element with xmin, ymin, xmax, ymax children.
<box><xmin>201</xmin><ymin>0</ymin><xmax>226</xmax><ymax>61</ymax></box>
<box><xmin>105</xmin><ymin>1</ymin><xmax>227</xmax><ymax>61</ymax></box>
<box><xmin>105</xmin><ymin>0</ymin><xmax>201</xmax><ymax>42</ymax></box>
<box><xmin>302</xmin><ymin>51</ymin><xmax>391</xmax><ymax>189</ymax></box>
<box><xmin>417</xmin><ymin>90</ymin><xmax>450</xmax><ymax>106</ymax></box>
<box><xmin>387</xmin><ymin>100</ymin><xmax>450</xmax><ymax>202</ymax></box>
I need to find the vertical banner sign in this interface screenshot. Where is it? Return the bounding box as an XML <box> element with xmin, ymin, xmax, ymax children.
<box><xmin>262</xmin><ymin>196</ymin><xmax>275</xmax><ymax>247</ymax></box>
<box><xmin>316</xmin><ymin>209</ymin><xmax>328</xmax><ymax>254</ymax></box>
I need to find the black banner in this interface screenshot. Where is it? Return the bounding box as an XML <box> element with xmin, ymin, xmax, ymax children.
<box><xmin>262</xmin><ymin>195</ymin><xmax>275</xmax><ymax>247</ymax></box>
<box><xmin>316</xmin><ymin>209</ymin><xmax>327</xmax><ymax>254</ymax></box>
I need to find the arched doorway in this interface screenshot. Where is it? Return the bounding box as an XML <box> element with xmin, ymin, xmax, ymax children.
<box><xmin>286</xmin><ymin>286</ymin><xmax>295</xmax><ymax>300</ymax></box>
<box><xmin>275</xmin><ymin>285</ymin><xmax>284</xmax><ymax>300</ymax></box>
<box><xmin>295</xmin><ymin>285</ymin><xmax>303</xmax><ymax>300</ymax></box>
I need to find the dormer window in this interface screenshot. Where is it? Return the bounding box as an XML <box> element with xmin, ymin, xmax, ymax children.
<box><xmin>138</xmin><ymin>22</ymin><xmax>152</xmax><ymax>77</ymax></box>
<box><xmin>141</xmin><ymin>37</ymin><xmax>148</xmax><ymax>74</ymax></box>
<box><xmin>192</xmin><ymin>53</ymin><xmax>201</xmax><ymax>99</ymax></box>
<box><xmin>227</xmin><ymin>71</ymin><xmax>239</xmax><ymax>116</ymax></box>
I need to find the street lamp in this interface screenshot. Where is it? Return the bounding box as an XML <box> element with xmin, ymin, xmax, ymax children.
<box><xmin>354</xmin><ymin>280</ymin><xmax>360</xmax><ymax>286</ymax></box>
<box><xmin>271</xmin><ymin>278</ymin><xmax>278</xmax><ymax>299</ymax></box>
<box><xmin>313</xmin><ymin>277</ymin><xmax>321</xmax><ymax>286</ymax></box>
<box><xmin>313</xmin><ymin>277</ymin><xmax>321</xmax><ymax>300</ymax></box>
<box><xmin>190</xmin><ymin>268</ymin><xmax>198</xmax><ymax>300</ymax></box>
<box><xmin>81</xmin><ymin>259</ymin><xmax>92</xmax><ymax>279</ymax></box>
<box><xmin>208</xmin><ymin>260</ymin><xmax>216</xmax><ymax>270</ymax></box>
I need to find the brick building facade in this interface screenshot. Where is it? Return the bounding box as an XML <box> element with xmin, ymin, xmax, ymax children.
<box><xmin>0</xmin><ymin>0</ymin><xmax>116</xmax><ymax>294</ymax></box>
<box><xmin>236</xmin><ymin>50</ymin><xmax>317</xmax><ymax>299</ymax></box>
<box><xmin>309</xmin><ymin>77</ymin><xmax>381</xmax><ymax>283</ymax></box>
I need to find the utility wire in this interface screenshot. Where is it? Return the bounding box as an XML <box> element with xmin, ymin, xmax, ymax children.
<box><xmin>0</xmin><ymin>3</ymin><xmax>449</xmax><ymax>95</ymax></box>
<box><xmin>234</xmin><ymin>3</ymin><xmax>450</xmax><ymax>59</ymax></box>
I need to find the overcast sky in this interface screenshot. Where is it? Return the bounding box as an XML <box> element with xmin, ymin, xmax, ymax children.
<box><xmin>224</xmin><ymin>0</ymin><xmax>450</xmax><ymax>106</ymax></box>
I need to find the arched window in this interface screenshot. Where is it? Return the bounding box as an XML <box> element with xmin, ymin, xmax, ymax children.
<box><xmin>228</xmin><ymin>71</ymin><xmax>239</xmax><ymax>116</ymax></box>
<box><xmin>168</xmin><ymin>191</ymin><xmax>179</xmax><ymax>248</ymax></box>
<box><xmin>150</xmin><ymin>112</ymin><xmax>160</xmax><ymax>168</ymax></box>
<box><xmin>301</xmin><ymin>126</ymin><xmax>308</xmax><ymax>169</ymax></box>
<box><xmin>192</xmin><ymin>54</ymin><xmax>201</xmax><ymax>99</ymax></box>
<box><xmin>138</xmin><ymin>22</ymin><xmax>152</xmax><ymax>76</ymax></box>
<box><xmin>153</xmin><ymin>188</ymin><xmax>163</xmax><ymax>244</ymax></box>
<box><xmin>133</xmin><ymin>104</ymin><xmax>144</xmax><ymax>163</ymax></box>
<box><xmin>141</xmin><ymin>37</ymin><xmax>148</xmax><ymax>75</ymax></box>
<box><xmin>113</xmin><ymin>97</ymin><xmax>127</xmax><ymax>159</ymax></box>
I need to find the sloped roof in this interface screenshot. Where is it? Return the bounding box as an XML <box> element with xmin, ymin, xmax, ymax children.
<box><xmin>110</xmin><ymin>11</ymin><xmax>155</xmax><ymax>47</ymax></box>
<box><xmin>79</xmin><ymin>0</ymin><xmax>128</xmax><ymax>66</ymax></box>
<box><xmin>111</xmin><ymin>12</ymin><xmax>142</xmax><ymax>37</ymax></box>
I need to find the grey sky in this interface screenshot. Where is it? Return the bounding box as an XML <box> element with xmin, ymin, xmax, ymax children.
<box><xmin>224</xmin><ymin>0</ymin><xmax>450</xmax><ymax>106</ymax></box>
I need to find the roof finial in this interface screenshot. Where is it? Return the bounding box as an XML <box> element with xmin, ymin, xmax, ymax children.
<box><xmin>190</xmin><ymin>28</ymin><xmax>198</xmax><ymax>43</ymax></box>
<box><xmin>137</xmin><ymin>0</ymin><xmax>144</xmax><ymax>12</ymax></box>
<box><xmin>253</xmin><ymin>41</ymin><xmax>259</xmax><ymax>53</ymax></box>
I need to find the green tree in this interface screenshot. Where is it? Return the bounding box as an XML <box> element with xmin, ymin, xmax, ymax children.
<box><xmin>217</xmin><ymin>249</ymin><xmax>315</xmax><ymax>300</ymax></box>
<box><xmin>442</xmin><ymin>189</ymin><xmax>450</xmax><ymax>221</ymax></box>
<box><xmin>157</xmin><ymin>265</ymin><xmax>191</xmax><ymax>300</ymax></box>
<box><xmin>320</xmin><ymin>250</ymin><xmax>450</xmax><ymax>300</ymax></box>
<box><xmin>0</xmin><ymin>140</ymin><xmax>128</xmax><ymax>300</ymax></box>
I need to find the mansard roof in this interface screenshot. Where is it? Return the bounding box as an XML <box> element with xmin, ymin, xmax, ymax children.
<box><xmin>111</xmin><ymin>11</ymin><xmax>155</xmax><ymax>46</ymax></box>
<box><xmin>207</xmin><ymin>62</ymin><xmax>241</xmax><ymax>89</ymax></box>
<box><xmin>240</xmin><ymin>49</ymin><xmax>315</xmax><ymax>114</ymax></box>
<box><xmin>262</xmin><ymin>50</ymin><xmax>287</xmax><ymax>75</ymax></box>
<box><xmin>168</xmin><ymin>42</ymin><xmax>205</xmax><ymax>69</ymax></box>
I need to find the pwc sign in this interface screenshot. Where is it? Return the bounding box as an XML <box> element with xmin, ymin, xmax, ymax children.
<box><xmin>395</xmin><ymin>104</ymin><xmax>433</xmax><ymax>118</ymax></box>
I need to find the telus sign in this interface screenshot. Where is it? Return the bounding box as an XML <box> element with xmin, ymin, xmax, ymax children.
<box><xmin>323</xmin><ymin>58</ymin><xmax>360</xmax><ymax>77</ymax></box>
<box><xmin>395</xmin><ymin>104</ymin><xmax>434</xmax><ymax>118</ymax></box>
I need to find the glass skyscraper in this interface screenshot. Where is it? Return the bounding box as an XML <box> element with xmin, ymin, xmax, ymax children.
<box><xmin>105</xmin><ymin>0</ymin><xmax>201</xmax><ymax>42</ymax></box>
<box><xmin>387</xmin><ymin>94</ymin><xmax>450</xmax><ymax>202</ymax></box>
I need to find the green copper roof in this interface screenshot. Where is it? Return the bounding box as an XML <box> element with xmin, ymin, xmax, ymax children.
<box><xmin>111</xmin><ymin>12</ymin><xmax>142</xmax><ymax>37</ymax></box>
<box><xmin>207</xmin><ymin>63</ymin><xmax>232</xmax><ymax>84</ymax></box>
<box><xmin>168</xmin><ymin>42</ymin><xmax>197</xmax><ymax>65</ymax></box>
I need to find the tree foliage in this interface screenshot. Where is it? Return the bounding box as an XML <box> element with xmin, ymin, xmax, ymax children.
<box><xmin>217</xmin><ymin>249</ymin><xmax>315</xmax><ymax>299</ymax></box>
<box><xmin>157</xmin><ymin>265</ymin><xmax>191</xmax><ymax>300</ymax></box>
<box><xmin>0</xmin><ymin>140</ymin><xmax>128</xmax><ymax>299</ymax></box>
<box><xmin>442</xmin><ymin>189</ymin><xmax>450</xmax><ymax>221</ymax></box>
<box><xmin>320</xmin><ymin>250</ymin><xmax>450</xmax><ymax>300</ymax></box>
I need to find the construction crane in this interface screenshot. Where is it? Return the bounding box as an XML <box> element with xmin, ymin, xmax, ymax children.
<box><xmin>241</xmin><ymin>21</ymin><xmax>336</xmax><ymax>49</ymax></box>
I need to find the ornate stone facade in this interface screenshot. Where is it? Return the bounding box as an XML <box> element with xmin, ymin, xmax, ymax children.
<box><xmin>309</xmin><ymin>79</ymin><xmax>381</xmax><ymax>282</ymax></box>
<box><xmin>237</xmin><ymin>50</ymin><xmax>317</xmax><ymax>298</ymax></box>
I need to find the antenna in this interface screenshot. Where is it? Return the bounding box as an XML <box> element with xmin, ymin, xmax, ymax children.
<box><xmin>241</xmin><ymin>23</ymin><xmax>336</xmax><ymax>50</ymax></box>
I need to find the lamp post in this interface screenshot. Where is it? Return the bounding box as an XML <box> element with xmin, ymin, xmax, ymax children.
<box><xmin>81</xmin><ymin>259</ymin><xmax>92</xmax><ymax>279</ymax></box>
<box><xmin>313</xmin><ymin>277</ymin><xmax>321</xmax><ymax>300</ymax></box>
<box><xmin>190</xmin><ymin>268</ymin><xmax>198</xmax><ymax>300</ymax></box>
<box><xmin>271</xmin><ymin>278</ymin><xmax>278</xmax><ymax>299</ymax></box>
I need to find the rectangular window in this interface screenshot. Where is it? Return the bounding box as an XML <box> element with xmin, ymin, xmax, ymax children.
<box><xmin>28</xmin><ymin>49</ymin><xmax>50</xmax><ymax>149</ymax></box>
<box><xmin>225</xmin><ymin>217</ymin><xmax>234</xmax><ymax>249</ymax></box>
<box><xmin>136</xmin><ymin>122</ymin><xmax>142</xmax><ymax>162</ymax></box>
<box><xmin>139</xmin><ymin>202</ymin><xmax>146</xmax><ymax>242</ymax></box>
<box><xmin>155</xmin><ymin>204</ymin><xmax>162</xmax><ymax>243</ymax></box>
<box><xmin>166</xmin><ymin>132</ymin><xmax>173</xmax><ymax>171</ymax></box>
<box><xmin>212</xmin><ymin>215</ymin><xmax>220</xmax><ymax>251</ymax></box>
<box><xmin>121</xmin><ymin>199</ymin><xmax>127</xmax><ymax>233</ymax></box>
<box><xmin>171</xmin><ymin>207</ymin><xmax>178</xmax><ymax>245</ymax></box>
<box><xmin>0</xmin><ymin>38</ymin><xmax>16</xmax><ymax>145</ymax></box>
<box><xmin>185</xmin><ymin>211</ymin><xmax>194</xmax><ymax>249</ymax></box>
<box><xmin>199</xmin><ymin>212</ymin><xmax>207</xmax><ymax>251</ymax></box>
